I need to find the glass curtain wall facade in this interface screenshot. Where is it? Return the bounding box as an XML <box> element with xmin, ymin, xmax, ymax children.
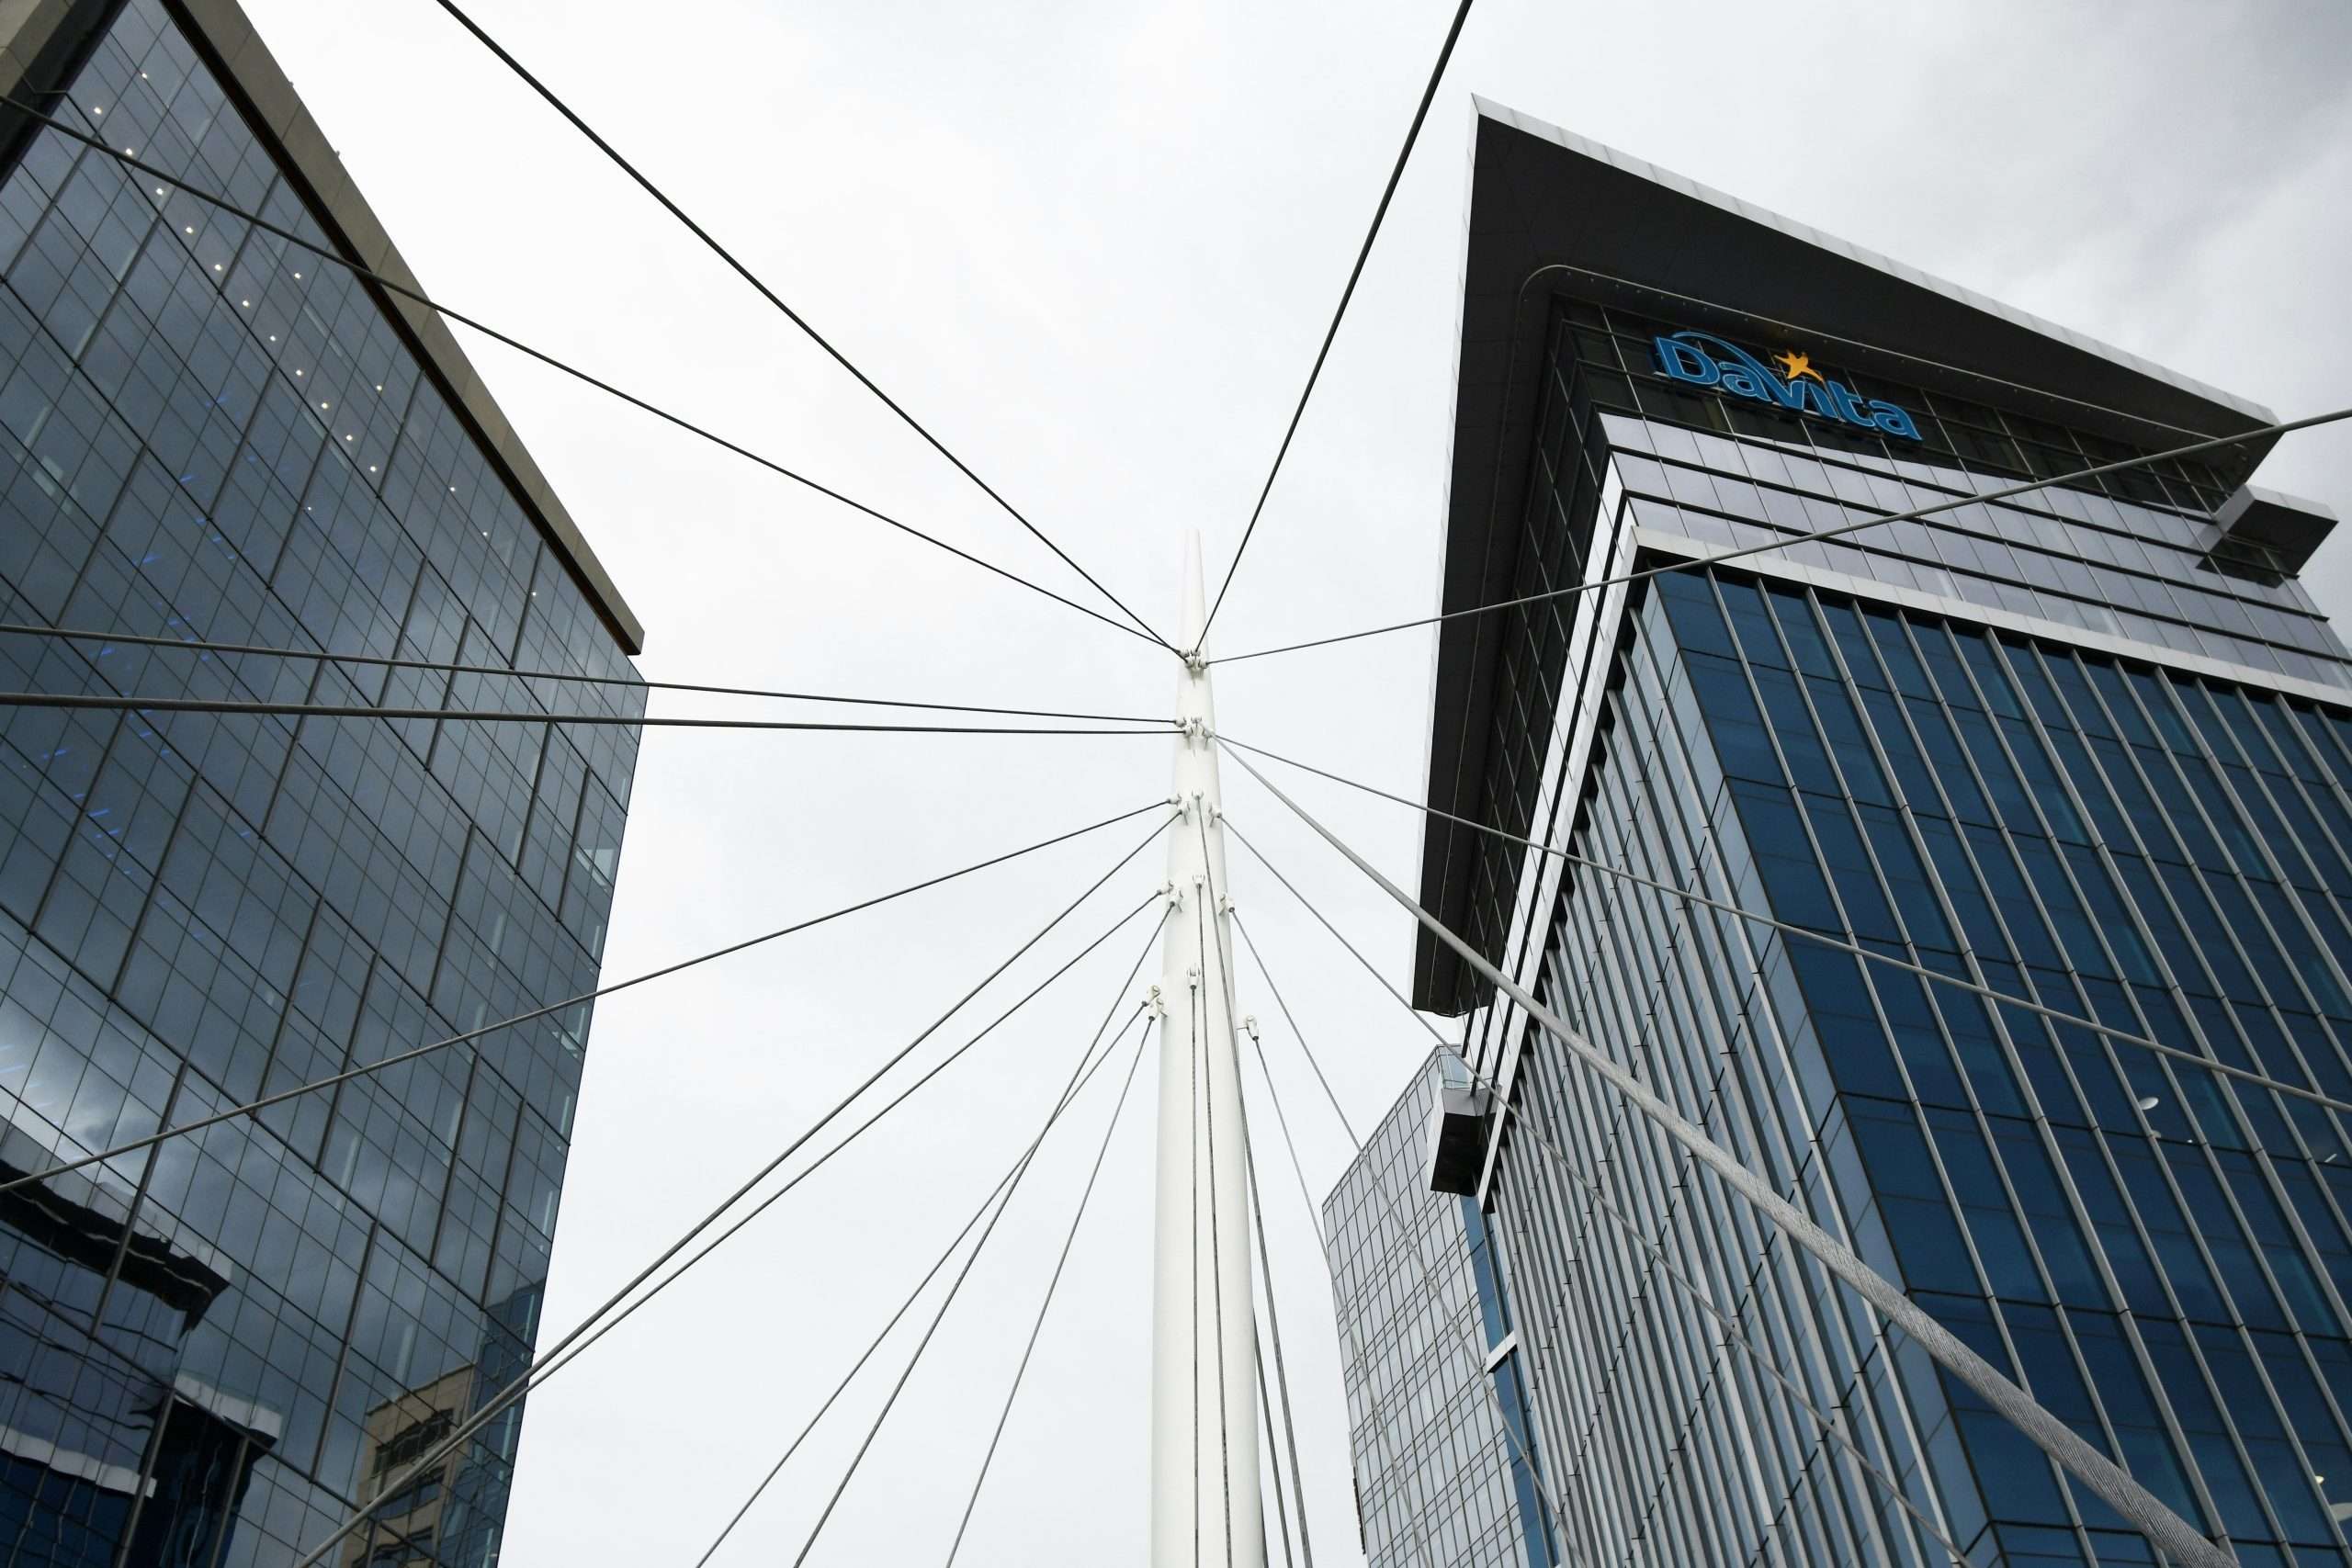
<box><xmin>0</xmin><ymin>3</ymin><xmax>641</xmax><ymax>1563</ymax></box>
<box><xmin>1345</xmin><ymin>276</ymin><xmax>2352</xmax><ymax>1565</ymax></box>
<box><xmin>1322</xmin><ymin>1051</ymin><xmax>1557</xmax><ymax>1568</ymax></box>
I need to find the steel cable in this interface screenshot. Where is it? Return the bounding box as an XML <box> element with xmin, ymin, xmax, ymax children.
<box><xmin>1193</xmin><ymin>859</ymin><xmax>1239</xmax><ymax>1566</ymax></box>
<box><xmin>1251</xmin><ymin>1326</ymin><xmax>1298</xmax><ymax>1568</ymax></box>
<box><xmin>941</xmin><ymin>1004</ymin><xmax>1156</xmax><ymax>1563</ymax></box>
<box><xmin>1216</xmin><ymin>730</ymin><xmax>2352</xmax><ymax>1120</ymax></box>
<box><xmin>780</xmin><ymin>1010</ymin><xmax>1156</xmax><ymax>1566</ymax></box>
<box><xmin>0</xmin><ymin>620</ymin><xmax>1170</xmax><ymax>726</ymax></box>
<box><xmin>1231</xmin><ymin>911</ymin><xmax>1360</xmax><ymax>1147</ymax></box>
<box><xmin>428</xmin><ymin>0</ymin><xmax>1172</xmax><ymax>652</ymax></box>
<box><xmin>446</xmin><ymin>889</ymin><xmax>1165</xmax><ymax>1568</ymax></box>
<box><xmin>1244</xmin><ymin>1014</ymin><xmax>1588</xmax><ymax>1566</ymax></box>
<box><xmin>1199</xmin><ymin>812</ymin><xmax>1317</xmax><ymax>1568</ymax></box>
<box><xmin>1237</xmin><ymin>844</ymin><xmax>2030</xmax><ymax>1567</ymax></box>
<box><xmin>1219</xmin><ymin>740</ymin><xmax>2236</xmax><ymax>1568</ymax></box>
<box><xmin>0</xmin><ymin>95</ymin><xmax>1159</xmax><ymax>653</ymax></box>
<box><xmin>0</xmin><ymin>802</ymin><xmax>1171</xmax><ymax>1201</ymax></box>
<box><xmin>1239</xmin><ymin>1018</ymin><xmax>1324</xmax><ymax>1247</ymax></box>
<box><xmin>692</xmin><ymin>908</ymin><xmax>1168</xmax><ymax>1567</ymax></box>
<box><xmin>288</xmin><ymin>813</ymin><xmax>1172</xmax><ymax>1568</ymax></box>
<box><xmin>0</xmin><ymin>687</ymin><xmax>1170</xmax><ymax>734</ymax></box>
<box><xmin>1208</xmin><ymin>404</ymin><xmax>2352</xmax><ymax>665</ymax></box>
<box><xmin>1237</xmin><ymin>1089</ymin><xmax>1318</xmax><ymax>1568</ymax></box>
<box><xmin>1196</xmin><ymin>0</ymin><xmax>1478</xmax><ymax>651</ymax></box>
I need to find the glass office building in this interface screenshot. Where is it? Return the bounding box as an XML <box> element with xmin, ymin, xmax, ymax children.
<box><xmin>1323</xmin><ymin>1051</ymin><xmax>1558</xmax><ymax>1568</ymax></box>
<box><xmin>1331</xmin><ymin>101</ymin><xmax>2352</xmax><ymax>1566</ymax></box>
<box><xmin>0</xmin><ymin>2</ymin><xmax>643</xmax><ymax>1562</ymax></box>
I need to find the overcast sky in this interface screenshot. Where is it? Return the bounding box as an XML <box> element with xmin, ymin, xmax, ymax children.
<box><xmin>235</xmin><ymin>1</ymin><xmax>2352</xmax><ymax>1562</ymax></box>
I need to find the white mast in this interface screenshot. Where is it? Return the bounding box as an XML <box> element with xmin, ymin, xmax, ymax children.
<box><xmin>1149</xmin><ymin>531</ymin><xmax>1265</xmax><ymax>1568</ymax></box>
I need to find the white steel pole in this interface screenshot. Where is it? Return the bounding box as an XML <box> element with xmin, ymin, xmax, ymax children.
<box><xmin>1150</xmin><ymin>531</ymin><xmax>1265</xmax><ymax>1568</ymax></box>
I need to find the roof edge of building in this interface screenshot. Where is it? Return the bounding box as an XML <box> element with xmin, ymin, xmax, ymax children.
<box><xmin>1412</xmin><ymin>96</ymin><xmax>2286</xmax><ymax>1011</ymax></box>
<box><xmin>0</xmin><ymin>0</ymin><xmax>647</xmax><ymax>654</ymax></box>
<box><xmin>1465</xmin><ymin>96</ymin><xmax>2277</xmax><ymax>431</ymax></box>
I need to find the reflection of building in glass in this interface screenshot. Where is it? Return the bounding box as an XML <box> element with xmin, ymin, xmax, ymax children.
<box><xmin>342</xmin><ymin>1286</ymin><xmax>537</xmax><ymax>1568</ymax></box>
<box><xmin>0</xmin><ymin>0</ymin><xmax>641</xmax><ymax>1562</ymax></box>
<box><xmin>1332</xmin><ymin>101</ymin><xmax>2352</xmax><ymax>1566</ymax></box>
<box><xmin>343</xmin><ymin>1367</ymin><xmax>467</xmax><ymax>1568</ymax></box>
<box><xmin>0</xmin><ymin>1107</ymin><xmax>282</xmax><ymax>1565</ymax></box>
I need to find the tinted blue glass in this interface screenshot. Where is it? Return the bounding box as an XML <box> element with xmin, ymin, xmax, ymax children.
<box><xmin>1857</xmin><ymin>684</ymin><xmax>1940</xmax><ymax>807</ymax></box>
<box><xmin>1686</xmin><ymin>651</ymin><xmax>1786</xmax><ymax>787</ymax></box>
<box><xmin>1345</xmin><ymin>299</ymin><xmax>2352</xmax><ymax>1564</ymax></box>
<box><xmin>0</xmin><ymin>6</ymin><xmax>641</xmax><ymax>1563</ymax></box>
<box><xmin>1753</xmin><ymin>664</ymin><xmax>1843</xmax><ymax>795</ymax></box>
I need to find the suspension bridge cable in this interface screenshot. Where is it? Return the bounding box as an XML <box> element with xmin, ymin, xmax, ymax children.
<box><xmin>942</xmin><ymin>1006</ymin><xmax>1155</xmax><ymax>1564</ymax></box>
<box><xmin>0</xmin><ymin>801</ymin><xmax>1170</xmax><ymax>1202</ymax></box>
<box><xmin>1193</xmin><ymin>863</ymin><xmax>1241</xmax><ymax>1564</ymax></box>
<box><xmin>289</xmin><ymin>819</ymin><xmax>1173</xmax><ymax>1568</ymax></box>
<box><xmin>1198</xmin><ymin>816</ymin><xmax>1318</xmax><ymax>1568</ymax></box>
<box><xmin>1542</xmin><ymin>1128</ymin><xmax>1972</xmax><ymax>1564</ymax></box>
<box><xmin>1220</xmin><ymin>819</ymin><xmax>1447</xmax><ymax>1049</ymax></box>
<box><xmin>1216</xmin><ymin>730</ymin><xmax>2352</xmax><ymax>1119</ymax></box>
<box><xmin>1207</xmin><ymin>403</ymin><xmax>2352</xmax><ymax>666</ymax></box>
<box><xmin>691</xmin><ymin>1045</ymin><xmax>1125</xmax><ymax>1564</ymax></box>
<box><xmin>1229</xmin><ymin>820</ymin><xmax>1951</xmax><ymax>1562</ymax></box>
<box><xmin>1187</xmin><ymin>975</ymin><xmax>1205</xmax><ymax>1568</ymax></box>
<box><xmin>1238</xmin><ymin>805</ymin><xmax>1915</xmax><ymax>1562</ymax></box>
<box><xmin>1233</xmin><ymin>1012</ymin><xmax>1369</xmax><ymax>1440</ymax></box>
<box><xmin>1241</xmin><ymin>848</ymin><xmax>2011</xmax><ymax>1568</ymax></box>
<box><xmin>358</xmin><ymin>889</ymin><xmax>1166</xmax><ymax>1568</ymax></box>
<box><xmin>1237</xmin><ymin>1089</ymin><xmax>1318</xmax><ymax>1568</ymax></box>
<box><xmin>783</xmin><ymin>1000</ymin><xmax>1156</xmax><ymax>1567</ymax></box>
<box><xmin>0</xmin><ymin>686</ymin><xmax>1171</xmax><ymax>735</ymax></box>
<box><xmin>0</xmin><ymin>621</ymin><xmax>1171</xmax><ymax>727</ymax></box>
<box><xmin>1194</xmin><ymin>0</ymin><xmax>1477</xmax><ymax>651</ymax></box>
<box><xmin>1252</xmin><ymin>1324</ymin><xmax>1299</xmax><ymax>1568</ymax></box>
<box><xmin>1231</xmin><ymin>911</ymin><xmax>1360</xmax><ymax>1147</ymax></box>
<box><xmin>1216</xmin><ymin>741</ymin><xmax>2236</xmax><ymax>1568</ymax></box>
<box><xmin>544</xmin><ymin>898</ymin><xmax>1158</xmax><ymax>1566</ymax></box>
<box><xmin>424</xmin><ymin>0</ymin><xmax>1171</xmax><ymax>653</ymax></box>
<box><xmin>1242</xmin><ymin>1006</ymin><xmax>1584</xmax><ymax>1567</ymax></box>
<box><xmin>692</xmin><ymin>911</ymin><xmax>1169</xmax><ymax>1567</ymax></box>
<box><xmin>0</xmin><ymin>96</ymin><xmax>1159</xmax><ymax>654</ymax></box>
<box><xmin>1239</xmin><ymin>1019</ymin><xmax>1321</xmax><ymax>1247</ymax></box>
<box><xmin>695</xmin><ymin>1033</ymin><xmax>1125</xmax><ymax>1568</ymax></box>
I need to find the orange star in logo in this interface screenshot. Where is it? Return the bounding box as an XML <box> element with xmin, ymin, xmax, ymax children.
<box><xmin>1773</xmin><ymin>350</ymin><xmax>1826</xmax><ymax>385</ymax></box>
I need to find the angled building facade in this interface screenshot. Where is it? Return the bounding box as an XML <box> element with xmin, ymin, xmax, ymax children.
<box><xmin>1329</xmin><ymin>101</ymin><xmax>2352</xmax><ymax>1566</ymax></box>
<box><xmin>1322</xmin><ymin>1051</ymin><xmax>1557</xmax><ymax>1568</ymax></box>
<box><xmin>0</xmin><ymin>2</ymin><xmax>642</xmax><ymax>1562</ymax></box>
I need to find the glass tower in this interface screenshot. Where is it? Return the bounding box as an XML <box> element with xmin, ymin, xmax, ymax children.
<box><xmin>0</xmin><ymin>2</ymin><xmax>642</xmax><ymax>1563</ymax></box>
<box><xmin>1323</xmin><ymin>1051</ymin><xmax>1558</xmax><ymax>1568</ymax></box>
<box><xmin>1336</xmin><ymin>105</ymin><xmax>2352</xmax><ymax>1567</ymax></box>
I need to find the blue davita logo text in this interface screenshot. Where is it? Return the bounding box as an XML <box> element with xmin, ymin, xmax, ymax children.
<box><xmin>1650</xmin><ymin>330</ymin><xmax>1921</xmax><ymax>442</ymax></box>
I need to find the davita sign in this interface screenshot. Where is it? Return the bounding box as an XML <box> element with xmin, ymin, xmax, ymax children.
<box><xmin>1651</xmin><ymin>330</ymin><xmax>1921</xmax><ymax>442</ymax></box>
